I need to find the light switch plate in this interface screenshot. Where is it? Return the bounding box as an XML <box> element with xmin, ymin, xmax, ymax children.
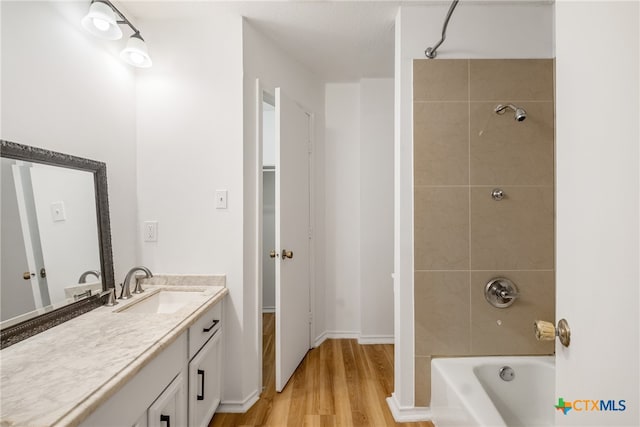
<box><xmin>50</xmin><ymin>201</ymin><xmax>66</xmax><ymax>222</ymax></box>
<box><xmin>144</xmin><ymin>221</ymin><xmax>158</xmax><ymax>242</ymax></box>
<box><xmin>215</xmin><ymin>190</ymin><xmax>228</xmax><ymax>209</ymax></box>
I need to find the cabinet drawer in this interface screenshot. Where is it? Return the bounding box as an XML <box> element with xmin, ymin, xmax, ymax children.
<box><xmin>188</xmin><ymin>302</ymin><xmax>222</xmax><ymax>359</ymax></box>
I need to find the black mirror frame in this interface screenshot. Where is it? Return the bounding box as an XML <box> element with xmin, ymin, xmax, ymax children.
<box><xmin>0</xmin><ymin>139</ymin><xmax>114</xmax><ymax>348</ymax></box>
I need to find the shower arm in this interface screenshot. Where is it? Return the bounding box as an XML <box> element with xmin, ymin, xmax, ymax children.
<box><xmin>425</xmin><ymin>0</ymin><xmax>460</xmax><ymax>59</ymax></box>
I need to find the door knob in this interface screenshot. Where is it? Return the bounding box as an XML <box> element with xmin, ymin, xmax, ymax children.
<box><xmin>269</xmin><ymin>250</ymin><xmax>277</xmax><ymax>258</ymax></box>
<box><xmin>282</xmin><ymin>249</ymin><xmax>294</xmax><ymax>259</ymax></box>
<box><xmin>23</xmin><ymin>272</ymin><xmax>35</xmax><ymax>280</ymax></box>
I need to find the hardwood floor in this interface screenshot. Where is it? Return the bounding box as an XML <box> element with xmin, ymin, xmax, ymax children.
<box><xmin>210</xmin><ymin>313</ymin><xmax>433</xmax><ymax>427</ymax></box>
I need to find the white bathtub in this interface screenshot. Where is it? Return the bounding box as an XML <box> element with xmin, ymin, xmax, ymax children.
<box><xmin>431</xmin><ymin>356</ymin><xmax>554</xmax><ymax>427</ymax></box>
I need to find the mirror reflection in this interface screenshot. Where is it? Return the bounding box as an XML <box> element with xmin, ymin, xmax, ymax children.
<box><xmin>1</xmin><ymin>156</ymin><xmax>102</xmax><ymax>325</ymax></box>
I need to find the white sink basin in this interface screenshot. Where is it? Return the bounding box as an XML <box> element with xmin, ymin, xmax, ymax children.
<box><xmin>118</xmin><ymin>290</ymin><xmax>204</xmax><ymax>314</ymax></box>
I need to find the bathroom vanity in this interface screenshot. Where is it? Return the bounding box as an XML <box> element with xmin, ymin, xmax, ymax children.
<box><xmin>0</xmin><ymin>275</ymin><xmax>228</xmax><ymax>427</ymax></box>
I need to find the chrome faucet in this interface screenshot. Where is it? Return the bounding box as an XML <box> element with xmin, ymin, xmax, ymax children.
<box><xmin>78</xmin><ymin>270</ymin><xmax>101</xmax><ymax>283</ymax></box>
<box><xmin>119</xmin><ymin>266</ymin><xmax>153</xmax><ymax>300</ymax></box>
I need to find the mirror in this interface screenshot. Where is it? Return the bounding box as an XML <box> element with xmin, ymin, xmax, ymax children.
<box><xmin>0</xmin><ymin>140</ymin><xmax>114</xmax><ymax>348</ymax></box>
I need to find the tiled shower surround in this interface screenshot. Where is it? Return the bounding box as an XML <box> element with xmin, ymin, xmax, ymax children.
<box><xmin>412</xmin><ymin>59</ymin><xmax>555</xmax><ymax>406</ymax></box>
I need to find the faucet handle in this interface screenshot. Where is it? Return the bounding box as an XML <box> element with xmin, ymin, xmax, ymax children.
<box><xmin>484</xmin><ymin>277</ymin><xmax>519</xmax><ymax>308</ymax></box>
<box><xmin>132</xmin><ymin>277</ymin><xmax>145</xmax><ymax>294</ymax></box>
<box><xmin>98</xmin><ymin>288</ymin><xmax>118</xmax><ymax>306</ymax></box>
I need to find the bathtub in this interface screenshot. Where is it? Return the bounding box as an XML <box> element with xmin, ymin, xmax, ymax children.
<box><xmin>431</xmin><ymin>356</ymin><xmax>554</xmax><ymax>427</ymax></box>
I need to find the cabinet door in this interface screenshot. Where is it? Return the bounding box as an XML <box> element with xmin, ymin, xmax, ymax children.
<box><xmin>132</xmin><ymin>410</ymin><xmax>147</xmax><ymax>427</ymax></box>
<box><xmin>189</xmin><ymin>330</ymin><xmax>222</xmax><ymax>427</ymax></box>
<box><xmin>148</xmin><ymin>371</ymin><xmax>187</xmax><ymax>427</ymax></box>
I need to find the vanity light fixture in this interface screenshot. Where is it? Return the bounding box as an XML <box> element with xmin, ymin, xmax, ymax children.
<box><xmin>81</xmin><ymin>0</ymin><xmax>152</xmax><ymax>68</ymax></box>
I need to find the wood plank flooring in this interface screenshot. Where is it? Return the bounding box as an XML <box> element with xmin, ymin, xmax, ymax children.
<box><xmin>210</xmin><ymin>314</ymin><xmax>433</xmax><ymax>427</ymax></box>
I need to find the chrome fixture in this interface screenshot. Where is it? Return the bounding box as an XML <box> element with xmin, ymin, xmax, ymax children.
<box><xmin>491</xmin><ymin>188</ymin><xmax>505</xmax><ymax>201</ymax></box>
<box><xmin>78</xmin><ymin>270</ymin><xmax>101</xmax><ymax>283</ymax></box>
<box><xmin>534</xmin><ymin>319</ymin><xmax>571</xmax><ymax>347</ymax></box>
<box><xmin>119</xmin><ymin>266</ymin><xmax>153</xmax><ymax>300</ymax></box>
<box><xmin>98</xmin><ymin>288</ymin><xmax>118</xmax><ymax>306</ymax></box>
<box><xmin>425</xmin><ymin>0</ymin><xmax>460</xmax><ymax>59</ymax></box>
<box><xmin>484</xmin><ymin>277</ymin><xmax>519</xmax><ymax>308</ymax></box>
<box><xmin>73</xmin><ymin>289</ymin><xmax>92</xmax><ymax>301</ymax></box>
<box><xmin>499</xmin><ymin>366</ymin><xmax>515</xmax><ymax>382</ymax></box>
<box><xmin>81</xmin><ymin>0</ymin><xmax>152</xmax><ymax>68</ymax></box>
<box><xmin>495</xmin><ymin>104</ymin><xmax>527</xmax><ymax>122</ymax></box>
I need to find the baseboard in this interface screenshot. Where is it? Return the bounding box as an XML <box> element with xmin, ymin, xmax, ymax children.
<box><xmin>313</xmin><ymin>331</ymin><xmax>328</xmax><ymax>347</ymax></box>
<box><xmin>262</xmin><ymin>307</ymin><xmax>275</xmax><ymax>313</ymax></box>
<box><xmin>313</xmin><ymin>331</ymin><xmax>360</xmax><ymax>347</ymax></box>
<box><xmin>386</xmin><ymin>394</ymin><xmax>431</xmax><ymax>422</ymax></box>
<box><xmin>217</xmin><ymin>389</ymin><xmax>260</xmax><ymax>413</ymax></box>
<box><xmin>358</xmin><ymin>335</ymin><xmax>395</xmax><ymax>345</ymax></box>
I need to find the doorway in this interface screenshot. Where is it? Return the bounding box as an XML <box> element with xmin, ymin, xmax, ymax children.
<box><xmin>261</xmin><ymin>93</ymin><xmax>277</xmax><ymax>393</ymax></box>
<box><xmin>258</xmin><ymin>85</ymin><xmax>313</xmax><ymax>394</ymax></box>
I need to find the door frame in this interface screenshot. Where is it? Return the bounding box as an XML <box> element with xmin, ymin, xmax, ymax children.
<box><xmin>255</xmin><ymin>78</ymin><xmax>315</xmax><ymax>394</ymax></box>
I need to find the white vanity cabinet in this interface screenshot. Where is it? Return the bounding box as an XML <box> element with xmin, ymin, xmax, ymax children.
<box><xmin>188</xmin><ymin>301</ymin><xmax>223</xmax><ymax>427</ymax></box>
<box><xmin>80</xmin><ymin>332</ymin><xmax>188</xmax><ymax>427</ymax></box>
<box><xmin>79</xmin><ymin>297</ymin><xmax>224</xmax><ymax>427</ymax></box>
<box><xmin>148</xmin><ymin>371</ymin><xmax>187</xmax><ymax>427</ymax></box>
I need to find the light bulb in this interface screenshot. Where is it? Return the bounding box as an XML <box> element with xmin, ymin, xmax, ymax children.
<box><xmin>92</xmin><ymin>17</ymin><xmax>110</xmax><ymax>32</ymax></box>
<box><xmin>129</xmin><ymin>52</ymin><xmax>145</xmax><ymax>65</ymax></box>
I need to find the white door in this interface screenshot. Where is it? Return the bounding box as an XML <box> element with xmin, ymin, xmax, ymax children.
<box><xmin>555</xmin><ymin>2</ymin><xmax>639</xmax><ymax>426</ymax></box>
<box><xmin>274</xmin><ymin>88</ymin><xmax>311</xmax><ymax>392</ymax></box>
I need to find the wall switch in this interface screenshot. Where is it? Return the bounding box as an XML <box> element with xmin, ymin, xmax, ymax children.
<box><xmin>50</xmin><ymin>201</ymin><xmax>66</xmax><ymax>222</ymax></box>
<box><xmin>215</xmin><ymin>190</ymin><xmax>228</xmax><ymax>209</ymax></box>
<box><xmin>144</xmin><ymin>221</ymin><xmax>158</xmax><ymax>242</ymax></box>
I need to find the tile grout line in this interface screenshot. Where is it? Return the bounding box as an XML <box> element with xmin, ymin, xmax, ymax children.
<box><xmin>468</xmin><ymin>59</ymin><xmax>473</xmax><ymax>354</ymax></box>
<box><xmin>415</xmin><ymin>270</ymin><xmax>556</xmax><ymax>273</ymax></box>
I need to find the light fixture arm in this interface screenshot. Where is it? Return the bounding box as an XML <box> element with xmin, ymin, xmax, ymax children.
<box><xmin>91</xmin><ymin>0</ymin><xmax>144</xmax><ymax>39</ymax></box>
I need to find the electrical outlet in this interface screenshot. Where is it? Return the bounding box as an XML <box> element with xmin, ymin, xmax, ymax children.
<box><xmin>144</xmin><ymin>221</ymin><xmax>158</xmax><ymax>242</ymax></box>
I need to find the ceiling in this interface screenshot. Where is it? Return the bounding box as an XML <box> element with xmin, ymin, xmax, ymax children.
<box><xmin>121</xmin><ymin>1</ymin><xmax>552</xmax><ymax>82</ymax></box>
<box><xmin>122</xmin><ymin>1</ymin><xmax>405</xmax><ymax>81</ymax></box>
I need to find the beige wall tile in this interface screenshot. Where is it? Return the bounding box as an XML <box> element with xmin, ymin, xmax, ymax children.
<box><xmin>414</xmin><ymin>102</ymin><xmax>469</xmax><ymax>185</ymax></box>
<box><xmin>469</xmin><ymin>59</ymin><xmax>554</xmax><ymax>101</ymax></box>
<box><xmin>470</xmin><ymin>271</ymin><xmax>555</xmax><ymax>355</ymax></box>
<box><xmin>470</xmin><ymin>186</ymin><xmax>554</xmax><ymax>270</ymax></box>
<box><xmin>415</xmin><ymin>271</ymin><xmax>470</xmax><ymax>356</ymax></box>
<box><xmin>415</xmin><ymin>356</ymin><xmax>432</xmax><ymax>407</ymax></box>
<box><xmin>470</xmin><ymin>102</ymin><xmax>554</xmax><ymax>185</ymax></box>
<box><xmin>414</xmin><ymin>59</ymin><xmax>468</xmax><ymax>101</ymax></box>
<box><xmin>415</xmin><ymin>187</ymin><xmax>469</xmax><ymax>270</ymax></box>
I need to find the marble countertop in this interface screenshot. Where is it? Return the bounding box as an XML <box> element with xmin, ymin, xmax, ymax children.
<box><xmin>0</xmin><ymin>275</ymin><xmax>228</xmax><ymax>427</ymax></box>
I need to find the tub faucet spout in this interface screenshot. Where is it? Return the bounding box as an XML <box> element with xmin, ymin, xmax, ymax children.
<box><xmin>119</xmin><ymin>266</ymin><xmax>153</xmax><ymax>300</ymax></box>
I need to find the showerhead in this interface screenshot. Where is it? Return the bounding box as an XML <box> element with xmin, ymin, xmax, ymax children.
<box><xmin>495</xmin><ymin>104</ymin><xmax>527</xmax><ymax>122</ymax></box>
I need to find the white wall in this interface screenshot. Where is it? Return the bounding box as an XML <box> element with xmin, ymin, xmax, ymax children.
<box><xmin>359</xmin><ymin>78</ymin><xmax>394</xmax><ymax>342</ymax></box>
<box><xmin>324</xmin><ymin>79</ymin><xmax>395</xmax><ymax>342</ymax></box>
<box><xmin>242</xmin><ymin>18</ymin><xmax>326</xmax><ymax>407</ymax></box>
<box><xmin>555</xmin><ymin>2</ymin><xmax>639</xmax><ymax>425</ymax></box>
<box><xmin>1</xmin><ymin>1</ymin><xmax>138</xmax><ymax>284</ymax></box>
<box><xmin>262</xmin><ymin>106</ymin><xmax>276</xmax><ymax>167</ymax></box>
<box><xmin>262</xmin><ymin>170</ymin><xmax>276</xmax><ymax>311</ymax></box>
<box><xmin>392</xmin><ymin>2</ymin><xmax>554</xmax><ymax>417</ymax></box>
<box><xmin>135</xmin><ymin>15</ymin><xmax>246</xmax><ymax>404</ymax></box>
<box><xmin>31</xmin><ymin>165</ymin><xmax>100</xmax><ymax>302</ymax></box>
<box><xmin>325</xmin><ymin>83</ymin><xmax>362</xmax><ymax>337</ymax></box>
